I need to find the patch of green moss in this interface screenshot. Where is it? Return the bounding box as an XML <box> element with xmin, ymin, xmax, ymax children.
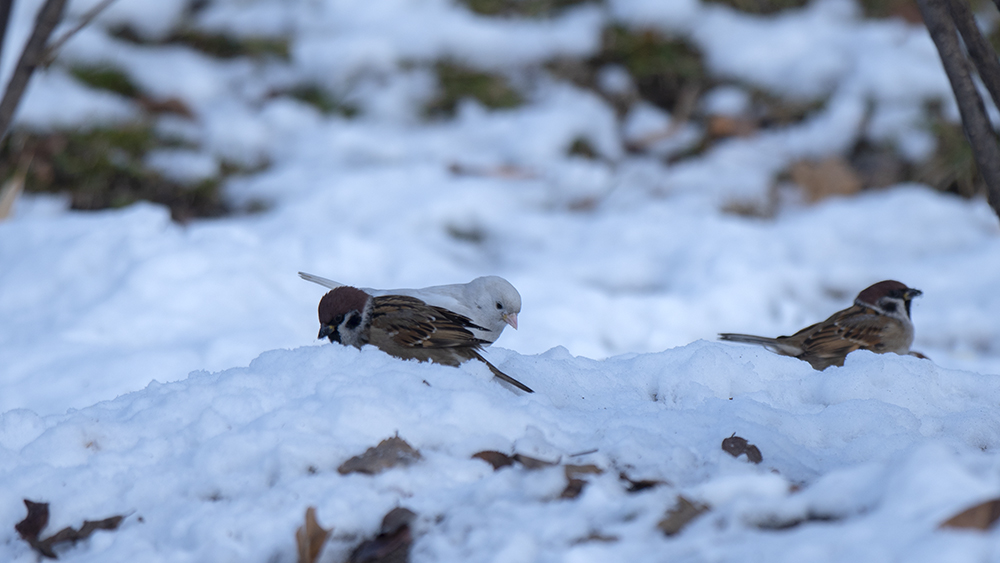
<box><xmin>458</xmin><ymin>0</ymin><xmax>592</xmax><ymax>17</ymax></box>
<box><xmin>750</xmin><ymin>89</ymin><xmax>827</xmax><ymax>129</ymax></box>
<box><xmin>2</xmin><ymin>126</ymin><xmax>230</xmax><ymax>222</ymax></box>
<box><xmin>69</xmin><ymin>65</ymin><xmax>141</xmax><ymax>98</ymax></box>
<box><xmin>287</xmin><ymin>85</ymin><xmax>358</xmax><ymax>117</ymax></box>
<box><xmin>858</xmin><ymin>0</ymin><xmax>924</xmax><ymax>21</ymax></box>
<box><xmin>702</xmin><ymin>0</ymin><xmax>806</xmax><ymax>15</ymax></box>
<box><xmin>111</xmin><ymin>25</ymin><xmax>289</xmax><ymax>60</ymax></box>
<box><xmin>170</xmin><ymin>30</ymin><xmax>290</xmax><ymax>60</ymax></box>
<box><xmin>425</xmin><ymin>62</ymin><xmax>523</xmax><ymax>117</ymax></box>
<box><xmin>914</xmin><ymin>116</ymin><xmax>983</xmax><ymax>198</ymax></box>
<box><xmin>593</xmin><ymin>26</ymin><xmax>705</xmax><ymax>111</ymax></box>
<box><xmin>567</xmin><ymin>136</ymin><xmax>598</xmax><ymax>159</ymax></box>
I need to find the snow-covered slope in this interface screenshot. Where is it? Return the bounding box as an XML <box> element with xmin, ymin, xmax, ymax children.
<box><xmin>2</xmin><ymin>0</ymin><xmax>1000</xmax><ymax>559</ymax></box>
<box><xmin>3</xmin><ymin>343</ymin><xmax>998</xmax><ymax>561</ymax></box>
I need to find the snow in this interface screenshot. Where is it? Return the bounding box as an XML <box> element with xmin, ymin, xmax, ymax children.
<box><xmin>2</xmin><ymin>0</ymin><xmax>1000</xmax><ymax>560</ymax></box>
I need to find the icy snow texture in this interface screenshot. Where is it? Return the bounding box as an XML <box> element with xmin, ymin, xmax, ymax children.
<box><xmin>1</xmin><ymin>0</ymin><xmax>1000</xmax><ymax>560</ymax></box>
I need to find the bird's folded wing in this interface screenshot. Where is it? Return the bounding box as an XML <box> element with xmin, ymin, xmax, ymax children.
<box><xmin>373</xmin><ymin>295</ymin><xmax>488</xmax><ymax>349</ymax></box>
<box><xmin>800</xmin><ymin>307</ymin><xmax>885</xmax><ymax>356</ymax></box>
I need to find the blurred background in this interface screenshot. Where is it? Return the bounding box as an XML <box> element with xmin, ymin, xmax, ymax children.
<box><xmin>2</xmin><ymin>0</ymin><xmax>1000</xmax><ymax>415</ymax></box>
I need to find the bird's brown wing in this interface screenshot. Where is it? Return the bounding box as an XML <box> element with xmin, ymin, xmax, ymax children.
<box><xmin>371</xmin><ymin>295</ymin><xmax>489</xmax><ymax>350</ymax></box>
<box><xmin>793</xmin><ymin>305</ymin><xmax>888</xmax><ymax>368</ymax></box>
<box><xmin>369</xmin><ymin>295</ymin><xmax>532</xmax><ymax>392</ymax></box>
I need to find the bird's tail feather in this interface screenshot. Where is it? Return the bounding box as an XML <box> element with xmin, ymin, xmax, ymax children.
<box><xmin>719</xmin><ymin>333</ymin><xmax>802</xmax><ymax>357</ymax></box>
<box><xmin>718</xmin><ymin>333</ymin><xmax>780</xmax><ymax>347</ymax></box>
<box><xmin>299</xmin><ymin>271</ymin><xmax>344</xmax><ymax>290</ymax></box>
<box><xmin>471</xmin><ymin>350</ymin><xmax>534</xmax><ymax>393</ymax></box>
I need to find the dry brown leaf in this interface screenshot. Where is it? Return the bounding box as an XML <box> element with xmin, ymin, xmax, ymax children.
<box><xmin>940</xmin><ymin>498</ymin><xmax>1000</xmax><ymax>531</ymax></box>
<box><xmin>707</xmin><ymin>115</ymin><xmax>757</xmax><ymax>138</ymax></box>
<box><xmin>789</xmin><ymin>157</ymin><xmax>863</xmax><ymax>203</ymax></box>
<box><xmin>618</xmin><ymin>471</ymin><xmax>666</xmax><ymax>493</ymax></box>
<box><xmin>564</xmin><ymin>464</ymin><xmax>602</xmax><ymax>479</ymax></box>
<box><xmin>561</xmin><ymin>478</ymin><xmax>587</xmax><ymax>499</ymax></box>
<box><xmin>562</xmin><ymin>464</ymin><xmax>603</xmax><ymax>498</ymax></box>
<box><xmin>512</xmin><ymin>453</ymin><xmax>557</xmax><ymax>469</ymax></box>
<box><xmin>722</xmin><ymin>434</ymin><xmax>763</xmax><ymax>464</ymax></box>
<box><xmin>472</xmin><ymin>451</ymin><xmax>515</xmax><ymax>470</ymax></box>
<box><xmin>0</xmin><ymin>168</ymin><xmax>27</xmax><ymax>221</ymax></box>
<box><xmin>349</xmin><ymin>507</ymin><xmax>416</xmax><ymax>563</ymax></box>
<box><xmin>14</xmin><ymin>500</ymin><xmax>49</xmax><ymax>544</ymax></box>
<box><xmin>296</xmin><ymin>507</ymin><xmax>331</xmax><ymax>563</ymax></box>
<box><xmin>338</xmin><ymin>437</ymin><xmax>422</xmax><ymax>475</ymax></box>
<box><xmin>570</xmin><ymin>531</ymin><xmax>619</xmax><ymax>544</ymax></box>
<box><xmin>14</xmin><ymin>499</ymin><xmax>124</xmax><ymax>559</ymax></box>
<box><xmin>658</xmin><ymin>496</ymin><xmax>709</xmax><ymax>536</ymax></box>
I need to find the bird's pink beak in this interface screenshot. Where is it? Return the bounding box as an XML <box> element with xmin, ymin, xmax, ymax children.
<box><xmin>504</xmin><ymin>312</ymin><xmax>518</xmax><ymax>330</ymax></box>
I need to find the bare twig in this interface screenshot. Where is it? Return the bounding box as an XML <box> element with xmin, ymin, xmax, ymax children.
<box><xmin>0</xmin><ymin>0</ymin><xmax>67</xmax><ymax>144</ymax></box>
<box><xmin>917</xmin><ymin>0</ymin><xmax>1000</xmax><ymax>219</ymax></box>
<box><xmin>42</xmin><ymin>0</ymin><xmax>117</xmax><ymax>66</ymax></box>
<box><xmin>944</xmin><ymin>0</ymin><xmax>1000</xmax><ymax>112</ymax></box>
<box><xmin>0</xmin><ymin>0</ymin><xmax>15</xmax><ymax>66</ymax></box>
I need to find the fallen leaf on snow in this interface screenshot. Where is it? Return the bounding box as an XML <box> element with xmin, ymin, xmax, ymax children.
<box><xmin>296</xmin><ymin>506</ymin><xmax>331</xmax><ymax>563</ymax></box>
<box><xmin>707</xmin><ymin>115</ymin><xmax>757</xmax><ymax>139</ymax></box>
<box><xmin>789</xmin><ymin>157</ymin><xmax>862</xmax><ymax>203</ymax></box>
<box><xmin>472</xmin><ymin>451</ymin><xmax>515</xmax><ymax>470</ymax></box>
<box><xmin>14</xmin><ymin>499</ymin><xmax>49</xmax><ymax>543</ymax></box>
<box><xmin>561</xmin><ymin>478</ymin><xmax>588</xmax><ymax>499</ymax></box>
<box><xmin>471</xmin><ymin>450</ymin><xmax>558</xmax><ymax>471</ymax></box>
<box><xmin>722</xmin><ymin>434</ymin><xmax>763</xmax><ymax>464</ymax></box>
<box><xmin>338</xmin><ymin>437</ymin><xmax>422</xmax><ymax>475</ymax></box>
<box><xmin>14</xmin><ymin>499</ymin><xmax>124</xmax><ymax>559</ymax></box>
<box><xmin>512</xmin><ymin>453</ymin><xmax>557</xmax><ymax>469</ymax></box>
<box><xmin>349</xmin><ymin>507</ymin><xmax>416</xmax><ymax>563</ymax></box>
<box><xmin>619</xmin><ymin>472</ymin><xmax>666</xmax><ymax>493</ymax></box>
<box><xmin>940</xmin><ymin>498</ymin><xmax>1000</xmax><ymax>531</ymax></box>
<box><xmin>570</xmin><ymin>531</ymin><xmax>619</xmax><ymax>544</ymax></box>
<box><xmin>658</xmin><ymin>496</ymin><xmax>709</xmax><ymax>536</ymax></box>
<box><xmin>564</xmin><ymin>464</ymin><xmax>602</xmax><ymax>478</ymax></box>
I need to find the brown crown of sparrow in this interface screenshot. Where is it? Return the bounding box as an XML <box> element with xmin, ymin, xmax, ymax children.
<box><xmin>317</xmin><ymin>286</ymin><xmax>533</xmax><ymax>393</ymax></box>
<box><xmin>719</xmin><ymin>280</ymin><xmax>922</xmax><ymax>370</ymax></box>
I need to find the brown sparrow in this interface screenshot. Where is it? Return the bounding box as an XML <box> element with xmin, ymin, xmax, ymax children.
<box><xmin>317</xmin><ymin>286</ymin><xmax>533</xmax><ymax>393</ymax></box>
<box><xmin>300</xmin><ymin>272</ymin><xmax>520</xmax><ymax>345</ymax></box>
<box><xmin>719</xmin><ymin>280</ymin><xmax>922</xmax><ymax>370</ymax></box>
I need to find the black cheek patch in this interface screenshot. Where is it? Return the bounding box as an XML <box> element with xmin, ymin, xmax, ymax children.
<box><xmin>881</xmin><ymin>301</ymin><xmax>897</xmax><ymax>314</ymax></box>
<box><xmin>345</xmin><ymin>312</ymin><xmax>362</xmax><ymax>330</ymax></box>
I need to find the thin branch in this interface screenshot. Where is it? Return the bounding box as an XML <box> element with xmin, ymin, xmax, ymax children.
<box><xmin>0</xmin><ymin>0</ymin><xmax>14</xmax><ymax>67</ymax></box>
<box><xmin>944</xmin><ymin>0</ymin><xmax>1000</xmax><ymax>113</ymax></box>
<box><xmin>917</xmin><ymin>0</ymin><xmax>1000</xmax><ymax>218</ymax></box>
<box><xmin>0</xmin><ymin>0</ymin><xmax>66</xmax><ymax>144</ymax></box>
<box><xmin>41</xmin><ymin>0</ymin><xmax>117</xmax><ymax>66</ymax></box>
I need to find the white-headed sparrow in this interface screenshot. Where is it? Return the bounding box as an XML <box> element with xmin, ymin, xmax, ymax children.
<box><xmin>300</xmin><ymin>272</ymin><xmax>520</xmax><ymax>345</ymax></box>
<box><xmin>317</xmin><ymin>286</ymin><xmax>533</xmax><ymax>393</ymax></box>
<box><xmin>719</xmin><ymin>280</ymin><xmax>922</xmax><ymax>370</ymax></box>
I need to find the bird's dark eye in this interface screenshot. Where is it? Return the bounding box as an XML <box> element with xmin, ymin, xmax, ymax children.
<box><xmin>496</xmin><ymin>302</ymin><xmax>503</xmax><ymax>309</ymax></box>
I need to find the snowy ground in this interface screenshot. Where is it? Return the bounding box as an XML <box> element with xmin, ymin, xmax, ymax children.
<box><xmin>2</xmin><ymin>0</ymin><xmax>1000</xmax><ymax>560</ymax></box>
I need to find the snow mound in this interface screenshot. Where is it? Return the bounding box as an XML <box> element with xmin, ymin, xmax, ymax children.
<box><xmin>2</xmin><ymin>342</ymin><xmax>998</xmax><ymax>561</ymax></box>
